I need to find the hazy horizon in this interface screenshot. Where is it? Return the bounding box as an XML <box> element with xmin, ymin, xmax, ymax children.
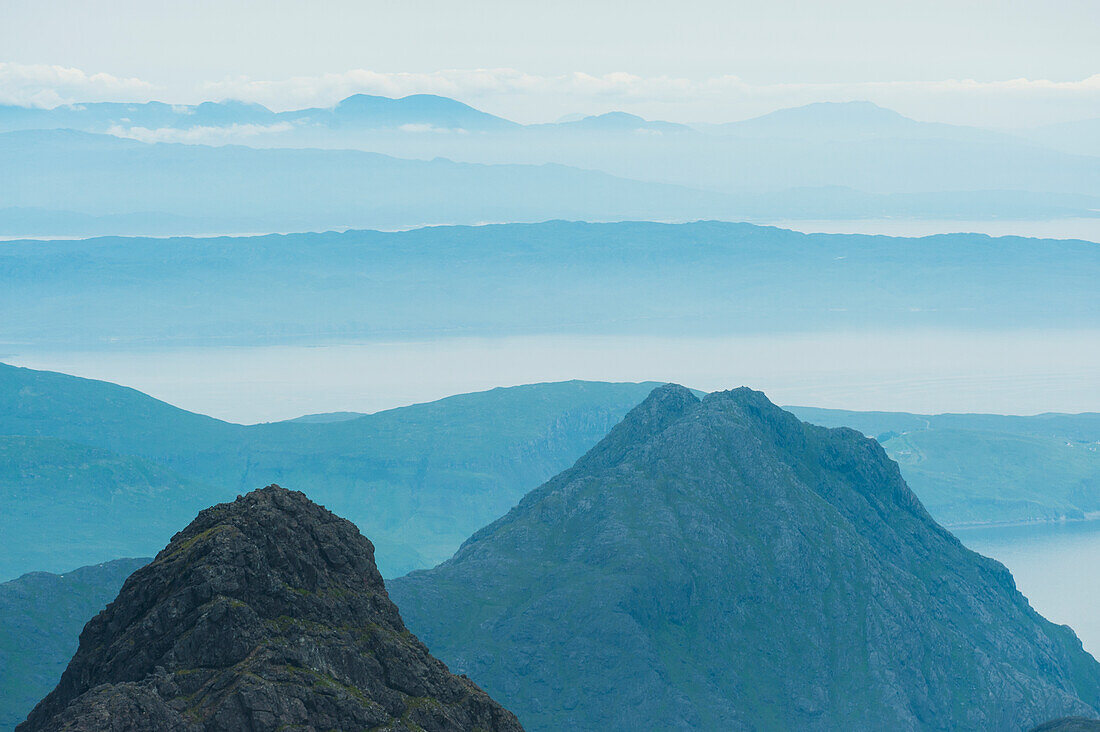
<box><xmin>2</xmin><ymin>0</ymin><xmax>1098</xmax><ymax>127</ymax></box>
<box><xmin>6</xmin><ymin>328</ymin><xmax>1098</xmax><ymax>423</ymax></box>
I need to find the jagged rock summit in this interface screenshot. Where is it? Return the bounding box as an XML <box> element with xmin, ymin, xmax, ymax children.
<box><xmin>390</xmin><ymin>384</ymin><xmax>1100</xmax><ymax>731</ymax></box>
<box><xmin>18</xmin><ymin>485</ymin><xmax>523</xmax><ymax>732</ymax></box>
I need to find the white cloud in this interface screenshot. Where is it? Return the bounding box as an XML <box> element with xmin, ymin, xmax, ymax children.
<box><xmin>200</xmin><ymin>68</ymin><xmax>1100</xmax><ymax>107</ymax></box>
<box><xmin>397</xmin><ymin>123</ymin><xmax>468</xmax><ymax>134</ymax></box>
<box><xmin>0</xmin><ymin>63</ymin><xmax>156</xmax><ymax>107</ymax></box>
<box><xmin>106</xmin><ymin>122</ymin><xmax>293</xmax><ymax>145</ymax></box>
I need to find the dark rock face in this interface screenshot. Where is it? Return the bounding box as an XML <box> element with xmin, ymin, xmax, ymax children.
<box><xmin>18</xmin><ymin>486</ymin><xmax>523</xmax><ymax>732</ymax></box>
<box><xmin>390</xmin><ymin>385</ymin><xmax>1100</xmax><ymax>731</ymax></box>
<box><xmin>1031</xmin><ymin>719</ymin><xmax>1100</xmax><ymax>732</ymax></box>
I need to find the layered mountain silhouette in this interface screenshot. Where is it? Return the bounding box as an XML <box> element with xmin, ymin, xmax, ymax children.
<box><xmin>2</xmin><ymin>96</ymin><xmax>1098</xmax><ymax>237</ymax></box>
<box><xmin>5</xmin><ymin>222</ymin><xmax>1097</xmax><ymax>348</ymax></box>
<box><xmin>3</xmin><ymin>359</ymin><xmax>1099</xmax><ymax>583</ymax></box>
<box><xmin>0</xmin><ymin>96</ymin><xmax>979</xmax><ymax>137</ymax></box>
<box><xmin>0</xmin><ymin>362</ymin><xmax>658</xmax><ymax>578</ymax></box>
<box><xmin>390</xmin><ymin>385</ymin><xmax>1100</xmax><ymax>730</ymax></box>
<box><xmin>18</xmin><ymin>486</ymin><xmax>522</xmax><ymax>731</ymax></box>
<box><xmin>0</xmin><ymin>128</ymin><xmax>747</xmax><ymax>236</ymax></box>
<box><xmin>0</xmin><ymin>94</ymin><xmax>518</xmax><ymax>134</ymax></box>
<box><xmin>3</xmin><ymin>365</ymin><xmax>1100</xmax><ymax>728</ymax></box>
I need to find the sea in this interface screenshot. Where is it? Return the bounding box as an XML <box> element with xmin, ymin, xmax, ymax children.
<box><xmin>955</xmin><ymin>520</ymin><xmax>1100</xmax><ymax>658</ymax></box>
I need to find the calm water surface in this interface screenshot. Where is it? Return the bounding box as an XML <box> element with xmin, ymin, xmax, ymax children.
<box><xmin>955</xmin><ymin>520</ymin><xmax>1100</xmax><ymax>658</ymax></box>
<box><xmin>5</xmin><ymin>330</ymin><xmax>1099</xmax><ymax>423</ymax></box>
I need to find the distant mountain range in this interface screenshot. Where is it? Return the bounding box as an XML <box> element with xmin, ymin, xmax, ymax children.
<box><xmin>0</xmin><ymin>95</ymin><xmax>1083</xmax><ymax>150</ymax></box>
<box><xmin>0</xmin><ymin>128</ymin><xmax>742</xmax><ymax>235</ymax></box>
<box><xmin>0</xmin><ymin>94</ymin><xmax>518</xmax><ymax>135</ymax></box>
<box><xmin>320</xmin><ymin>93</ymin><xmax>519</xmax><ymax>131</ymax></box>
<box><xmin>390</xmin><ymin>385</ymin><xmax>1100</xmax><ymax>729</ymax></box>
<box><xmin>1</xmin><ymin>96</ymin><xmax>1097</xmax><ymax>237</ymax></box>
<box><xmin>2</xmin><ymin>222</ymin><xmax>1096</xmax><ymax>348</ymax></box>
<box><xmin>4</xmin><ymin>127</ymin><xmax>1096</xmax><ymax>239</ymax></box>
<box><xmin>2</xmin><ymin>362</ymin><xmax>1098</xmax><ymax>584</ymax></box>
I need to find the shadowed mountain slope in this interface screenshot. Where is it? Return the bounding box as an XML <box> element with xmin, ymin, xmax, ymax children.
<box><xmin>18</xmin><ymin>486</ymin><xmax>522</xmax><ymax>732</ymax></box>
<box><xmin>390</xmin><ymin>385</ymin><xmax>1100</xmax><ymax>731</ymax></box>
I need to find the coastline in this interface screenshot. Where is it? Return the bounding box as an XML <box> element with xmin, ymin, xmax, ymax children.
<box><xmin>947</xmin><ymin>512</ymin><xmax>1100</xmax><ymax>533</ymax></box>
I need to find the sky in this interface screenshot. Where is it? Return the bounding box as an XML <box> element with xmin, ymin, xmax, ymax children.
<box><xmin>1</xmin><ymin>0</ymin><xmax>1098</xmax><ymax>126</ymax></box>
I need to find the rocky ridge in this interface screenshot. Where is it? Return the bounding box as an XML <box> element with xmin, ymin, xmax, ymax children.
<box><xmin>18</xmin><ymin>485</ymin><xmax>522</xmax><ymax>732</ymax></box>
<box><xmin>391</xmin><ymin>385</ymin><xmax>1100</xmax><ymax>731</ymax></box>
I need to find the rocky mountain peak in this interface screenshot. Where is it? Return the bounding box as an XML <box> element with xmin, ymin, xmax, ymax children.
<box><xmin>19</xmin><ymin>485</ymin><xmax>523</xmax><ymax>731</ymax></box>
<box><xmin>391</xmin><ymin>386</ymin><xmax>1100</xmax><ymax>730</ymax></box>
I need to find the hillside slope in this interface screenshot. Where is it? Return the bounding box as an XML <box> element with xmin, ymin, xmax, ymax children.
<box><xmin>0</xmin><ymin>363</ymin><xmax>658</xmax><ymax>577</ymax></box>
<box><xmin>391</xmin><ymin>385</ymin><xmax>1100</xmax><ymax>730</ymax></box>
<box><xmin>0</xmin><ymin>559</ymin><xmax>148</xmax><ymax>732</ymax></box>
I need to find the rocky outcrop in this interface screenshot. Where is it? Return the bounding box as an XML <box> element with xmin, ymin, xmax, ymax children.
<box><xmin>1030</xmin><ymin>719</ymin><xmax>1100</xmax><ymax>732</ymax></box>
<box><xmin>18</xmin><ymin>485</ymin><xmax>522</xmax><ymax>732</ymax></box>
<box><xmin>391</xmin><ymin>385</ymin><xmax>1100</xmax><ymax>731</ymax></box>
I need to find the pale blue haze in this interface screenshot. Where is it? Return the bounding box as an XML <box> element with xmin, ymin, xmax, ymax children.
<box><xmin>957</xmin><ymin>521</ymin><xmax>1100</xmax><ymax>656</ymax></box>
